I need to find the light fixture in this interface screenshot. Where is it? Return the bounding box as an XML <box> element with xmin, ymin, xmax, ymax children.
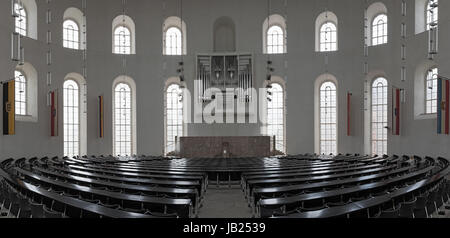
<box><xmin>214</xmin><ymin>67</ymin><xmax>221</xmax><ymax>80</ymax></box>
<box><xmin>227</xmin><ymin>66</ymin><xmax>236</xmax><ymax>79</ymax></box>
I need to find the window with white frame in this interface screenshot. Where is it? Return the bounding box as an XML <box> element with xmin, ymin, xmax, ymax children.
<box><xmin>14</xmin><ymin>3</ymin><xmax>27</xmax><ymax>36</ymax></box>
<box><xmin>114</xmin><ymin>26</ymin><xmax>131</xmax><ymax>55</ymax></box>
<box><xmin>319</xmin><ymin>82</ymin><xmax>337</xmax><ymax>155</ymax></box>
<box><xmin>426</xmin><ymin>67</ymin><xmax>438</xmax><ymax>114</ymax></box>
<box><xmin>63</xmin><ymin>20</ymin><xmax>80</xmax><ymax>49</ymax></box>
<box><xmin>166</xmin><ymin>84</ymin><xmax>183</xmax><ymax>153</ymax></box>
<box><xmin>267</xmin><ymin>25</ymin><xmax>284</xmax><ymax>54</ymax></box>
<box><xmin>114</xmin><ymin>83</ymin><xmax>132</xmax><ymax>156</ymax></box>
<box><xmin>63</xmin><ymin>80</ymin><xmax>80</xmax><ymax>158</ymax></box>
<box><xmin>267</xmin><ymin>83</ymin><xmax>285</xmax><ymax>153</ymax></box>
<box><xmin>320</xmin><ymin>22</ymin><xmax>337</xmax><ymax>52</ymax></box>
<box><xmin>14</xmin><ymin>70</ymin><xmax>26</xmax><ymax>116</ymax></box>
<box><xmin>165</xmin><ymin>27</ymin><xmax>182</xmax><ymax>56</ymax></box>
<box><xmin>263</xmin><ymin>14</ymin><xmax>286</xmax><ymax>54</ymax></box>
<box><xmin>371</xmin><ymin>77</ymin><xmax>388</xmax><ymax>156</ymax></box>
<box><xmin>426</xmin><ymin>0</ymin><xmax>438</xmax><ymax>30</ymax></box>
<box><xmin>372</xmin><ymin>14</ymin><xmax>388</xmax><ymax>46</ymax></box>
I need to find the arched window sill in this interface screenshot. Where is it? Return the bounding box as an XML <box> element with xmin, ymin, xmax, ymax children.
<box><xmin>369</xmin><ymin>42</ymin><xmax>388</xmax><ymax>47</ymax></box>
<box><xmin>263</xmin><ymin>53</ymin><xmax>287</xmax><ymax>55</ymax></box>
<box><xmin>315</xmin><ymin>50</ymin><xmax>338</xmax><ymax>54</ymax></box>
<box><xmin>415</xmin><ymin>113</ymin><xmax>437</xmax><ymax>120</ymax></box>
<box><xmin>16</xmin><ymin>115</ymin><xmax>38</xmax><ymax>123</ymax></box>
<box><xmin>63</xmin><ymin>47</ymin><xmax>83</xmax><ymax>51</ymax></box>
<box><xmin>112</xmin><ymin>52</ymin><xmax>135</xmax><ymax>56</ymax></box>
<box><xmin>163</xmin><ymin>54</ymin><xmax>187</xmax><ymax>56</ymax></box>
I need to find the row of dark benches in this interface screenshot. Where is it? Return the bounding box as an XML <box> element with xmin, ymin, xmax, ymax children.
<box><xmin>1</xmin><ymin>154</ymin><xmax>449</xmax><ymax>218</ymax></box>
<box><xmin>240</xmin><ymin>155</ymin><xmax>450</xmax><ymax>218</ymax></box>
<box><xmin>0</xmin><ymin>155</ymin><xmax>210</xmax><ymax>218</ymax></box>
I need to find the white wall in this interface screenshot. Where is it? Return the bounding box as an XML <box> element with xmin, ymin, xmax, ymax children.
<box><xmin>0</xmin><ymin>0</ymin><xmax>449</xmax><ymax>160</ymax></box>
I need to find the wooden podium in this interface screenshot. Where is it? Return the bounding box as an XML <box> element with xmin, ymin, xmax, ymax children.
<box><xmin>179</xmin><ymin>136</ymin><xmax>271</xmax><ymax>158</ymax></box>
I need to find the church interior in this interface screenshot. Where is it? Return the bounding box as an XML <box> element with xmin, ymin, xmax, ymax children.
<box><xmin>0</xmin><ymin>0</ymin><xmax>450</xmax><ymax>220</ymax></box>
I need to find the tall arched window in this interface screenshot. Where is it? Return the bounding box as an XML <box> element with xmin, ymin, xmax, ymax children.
<box><xmin>267</xmin><ymin>83</ymin><xmax>285</xmax><ymax>153</ymax></box>
<box><xmin>63</xmin><ymin>20</ymin><xmax>80</xmax><ymax>49</ymax></box>
<box><xmin>165</xmin><ymin>27</ymin><xmax>182</xmax><ymax>55</ymax></box>
<box><xmin>263</xmin><ymin>14</ymin><xmax>287</xmax><ymax>54</ymax></box>
<box><xmin>163</xmin><ymin>16</ymin><xmax>187</xmax><ymax>55</ymax></box>
<box><xmin>14</xmin><ymin>3</ymin><xmax>27</xmax><ymax>36</ymax></box>
<box><xmin>371</xmin><ymin>77</ymin><xmax>388</xmax><ymax>156</ymax></box>
<box><xmin>319</xmin><ymin>82</ymin><xmax>337</xmax><ymax>155</ymax></box>
<box><xmin>267</xmin><ymin>25</ymin><xmax>284</xmax><ymax>54</ymax></box>
<box><xmin>166</xmin><ymin>84</ymin><xmax>183</xmax><ymax>154</ymax></box>
<box><xmin>320</xmin><ymin>22</ymin><xmax>337</xmax><ymax>52</ymax></box>
<box><xmin>63</xmin><ymin>80</ymin><xmax>80</xmax><ymax>158</ymax></box>
<box><xmin>372</xmin><ymin>14</ymin><xmax>388</xmax><ymax>46</ymax></box>
<box><xmin>426</xmin><ymin>0</ymin><xmax>438</xmax><ymax>30</ymax></box>
<box><xmin>114</xmin><ymin>83</ymin><xmax>132</xmax><ymax>156</ymax></box>
<box><xmin>14</xmin><ymin>70</ymin><xmax>26</xmax><ymax>116</ymax></box>
<box><xmin>426</xmin><ymin>67</ymin><xmax>438</xmax><ymax>114</ymax></box>
<box><xmin>114</xmin><ymin>26</ymin><xmax>131</xmax><ymax>55</ymax></box>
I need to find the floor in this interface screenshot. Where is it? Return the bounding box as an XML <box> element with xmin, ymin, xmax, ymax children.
<box><xmin>197</xmin><ymin>185</ymin><xmax>253</xmax><ymax>218</ymax></box>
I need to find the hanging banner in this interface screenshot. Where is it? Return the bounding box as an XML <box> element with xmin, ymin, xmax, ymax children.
<box><xmin>437</xmin><ymin>77</ymin><xmax>449</xmax><ymax>135</ymax></box>
<box><xmin>392</xmin><ymin>87</ymin><xmax>401</xmax><ymax>136</ymax></box>
<box><xmin>347</xmin><ymin>92</ymin><xmax>352</xmax><ymax>136</ymax></box>
<box><xmin>99</xmin><ymin>95</ymin><xmax>104</xmax><ymax>138</ymax></box>
<box><xmin>50</xmin><ymin>90</ymin><xmax>58</xmax><ymax>137</ymax></box>
<box><xmin>3</xmin><ymin>80</ymin><xmax>15</xmax><ymax>135</ymax></box>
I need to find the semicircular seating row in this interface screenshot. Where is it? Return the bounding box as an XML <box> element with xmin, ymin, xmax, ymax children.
<box><xmin>0</xmin><ymin>154</ymin><xmax>449</xmax><ymax>218</ymax></box>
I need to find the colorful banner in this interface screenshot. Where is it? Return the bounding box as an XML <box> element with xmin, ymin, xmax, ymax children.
<box><xmin>392</xmin><ymin>88</ymin><xmax>401</xmax><ymax>136</ymax></box>
<box><xmin>99</xmin><ymin>95</ymin><xmax>104</xmax><ymax>138</ymax></box>
<box><xmin>3</xmin><ymin>81</ymin><xmax>15</xmax><ymax>135</ymax></box>
<box><xmin>437</xmin><ymin>77</ymin><xmax>449</xmax><ymax>135</ymax></box>
<box><xmin>50</xmin><ymin>90</ymin><xmax>58</xmax><ymax>137</ymax></box>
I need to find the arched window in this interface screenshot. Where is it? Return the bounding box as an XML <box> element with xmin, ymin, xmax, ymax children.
<box><xmin>63</xmin><ymin>20</ymin><xmax>80</xmax><ymax>49</ymax></box>
<box><xmin>267</xmin><ymin>83</ymin><xmax>285</xmax><ymax>153</ymax></box>
<box><xmin>372</xmin><ymin>14</ymin><xmax>388</xmax><ymax>46</ymax></box>
<box><xmin>63</xmin><ymin>80</ymin><xmax>80</xmax><ymax>158</ymax></box>
<box><xmin>319</xmin><ymin>82</ymin><xmax>337</xmax><ymax>155</ymax></box>
<box><xmin>163</xmin><ymin>16</ymin><xmax>187</xmax><ymax>55</ymax></box>
<box><xmin>114</xmin><ymin>26</ymin><xmax>131</xmax><ymax>55</ymax></box>
<box><xmin>267</xmin><ymin>25</ymin><xmax>284</xmax><ymax>54</ymax></box>
<box><xmin>14</xmin><ymin>70</ymin><xmax>26</xmax><ymax>116</ymax></box>
<box><xmin>371</xmin><ymin>77</ymin><xmax>388</xmax><ymax>156</ymax></box>
<box><xmin>112</xmin><ymin>15</ymin><xmax>135</xmax><ymax>54</ymax></box>
<box><xmin>63</xmin><ymin>8</ymin><xmax>86</xmax><ymax>50</ymax></box>
<box><xmin>426</xmin><ymin>67</ymin><xmax>438</xmax><ymax>114</ymax></box>
<box><xmin>15</xmin><ymin>62</ymin><xmax>38</xmax><ymax>122</ymax></box>
<box><xmin>426</xmin><ymin>0</ymin><xmax>438</xmax><ymax>30</ymax></box>
<box><xmin>263</xmin><ymin>14</ymin><xmax>287</xmax><ymax>54</ymax></box>
<box><xmin>114</xmin><ymin>83</ymin><xmax>132</xmax><ymax>156</ymax></box>
<box><xmin>166</xmin><ymin>84</ymin><xmax>184</xmax><ymax>154</ymax></box>
<box><xmin>165</xmin><ymin>27</ymin><xmax>182</xmax><ymax>56</ymax></box>
<box><xmin>14</xmin><ymin>3</ymin><xmax>27</xmax><ymax>36</ymax></box>
<box><xmin>320</xmin><ymin>22</ymin><xmax>337</xmax><ymax>52</ymax></box>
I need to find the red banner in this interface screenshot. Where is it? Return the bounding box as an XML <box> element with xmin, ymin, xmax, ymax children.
<box><xmin>50</xmin><ymin>91</ymin><xmax>58</xmax><ymax>137</ymax></box>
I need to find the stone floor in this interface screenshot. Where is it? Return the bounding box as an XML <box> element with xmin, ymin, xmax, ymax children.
<box><xmin>197</xmin><ymin>185</ymin><xmax>253</xmax><ymax>218</ymax></box>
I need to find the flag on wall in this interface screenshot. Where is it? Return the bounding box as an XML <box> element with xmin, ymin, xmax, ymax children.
<box><xmin>392</xmin><ymin>87</ymin><xmax>401</xmax><ymax>136</ymax></box>
<box><xmin>3</xmin><ymin>81</ymin><xmax>15</xmax><ymax>135</ymax></box>
<box><xmin>99</xmin><ymin>95</ymin><xmax>104</xmax><ymax>138</ymax></box>
<box><xmin>437</xmin><ymin>77</ymin><xmax>449</xmax><ymax>135</ymax></box>
<box><xmin>347</xmin><ymin>92</ymin><xmax>352</xmax><ymax>136</ymax></box>
<box><xmin>50</xmin><ymin>90</ymin><xmax>58</xmax><ymax>137</ymax></box>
